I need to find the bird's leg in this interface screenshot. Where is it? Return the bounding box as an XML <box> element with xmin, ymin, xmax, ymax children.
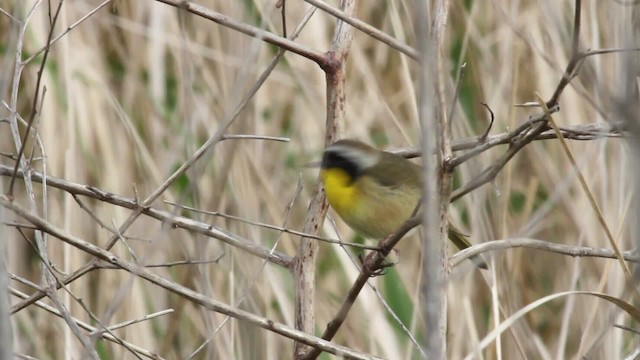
<box><xmin>363</xmin><ymin>236</ymin><xmax>399</xmax><ymax>277</ymax></box>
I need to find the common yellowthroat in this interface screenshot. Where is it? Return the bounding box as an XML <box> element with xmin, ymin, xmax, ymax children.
<box><xmin>319</xmin><ymin>139</ymin><xmax>486</xmax><ymax>269</ymax></box>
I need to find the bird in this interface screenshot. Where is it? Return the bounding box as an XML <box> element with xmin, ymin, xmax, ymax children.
<box><xmin>319</xmin><ymin>139</ymin><xmax>486</xmax><ymax>269</ymax></box>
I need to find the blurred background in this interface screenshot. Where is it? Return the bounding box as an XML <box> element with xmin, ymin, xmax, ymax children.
<box><xmin>1</xmin><ymin>0</ymin><xmax>638</xmax><ymax>359</ymax></box>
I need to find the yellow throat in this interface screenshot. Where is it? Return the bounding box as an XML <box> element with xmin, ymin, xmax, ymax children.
<box><xmin>321</xmin><ymin>167</ymin><xmax>358</xmax><ymax>217</ymax></box>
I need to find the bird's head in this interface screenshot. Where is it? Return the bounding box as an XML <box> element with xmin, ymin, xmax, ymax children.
<box><xmin>320</xmin><ymin>140</ymin><xmax>381</xmax><ymax>183</ymax></box>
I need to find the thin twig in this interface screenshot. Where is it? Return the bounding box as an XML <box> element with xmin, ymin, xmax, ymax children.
<box><xmin>5</xmin><ymin>2</ymin><xmax>101</xmax><ymax>358</ymax></box>
<box><xmin>392</xmin><ymin>120</ymin><xmax>619</xmax><ymax>159</ymax></box>
<box><xmin>276</xmin><ymin>0</ymin><xmax>287</xmax><ymax>37</ymax></box>
<box><xmin>2</xmin><ymin>165</ymin><xmax>291</xmax><ymax>314</ymax></box>
<box><xmin>17</xmin><ymin>228</ymin><xmax>143</xmax><ymax>359</ymax></box>
<box><xmin>221</xmin><ymin>134</ymin><xmax>290</xmax><ymax>142</ymax></box>
<box><xmin>190</xmin><ymin>175</ymin><xmax>306</xmax><ymax>359</ymax></box>
<box><xmin>11</xmin><ymin>261</ymin><xmax>101</xmax><ymax>314</ymax></box>
<box><xmin>301</xmin><ymin>214</ymin><xmax>423</xmax><ymax>359</ymax></box>
<box><xmin>303</xmin><ymin>0</ymin><xmax>418</xmax><ymax>60</ymax></box>
<box><xmin>164</xmin><ymin>201</ymin><xmax>381</xmax><ymax>251</ymax></box>
<box><xmin>23</xmin><ymin>0</ymin><xmax>113</xmax><ymax>64</ymax></box>
<box><xmin>7</xmin><ymin>0</ymin><xmax>62</xmax><ymax>198</ymax></box>
<box><xmin>142</xmin><ymin>256</ymin><xmax>225</xmax><ymax>268</ymax></box>
<box><xmin>9</xmin><ymin>287</ymin><xmax>165</xmax><ymax>359</ymax></box>
<box><xmin>450</xmin><ymin>120</ymin><xmax>548</xmax><ymax>202</ymax></box>
<box><xmin>448</xmin><ymin>62</ymin><xmax>467</xmax><ymax>125</ymax></box>
<box><xmin>154</xmin><ymin>0</ymin><xmax>326</xmax><ymax>66</ymax></box>
<box><xmin>440</xmin><ymin>0</ymin><xmax>632</xmax><ymax>206</ymax></box>
<box><xmin>99</xmin><ymin>309</ymin><xmax>175</xmax><ymax>333</ymax></box>
<box><xmin>16</xmin><ymin>227</ymin><xmax>100</xmax><ymax>359</ymax></box>
<box><xmin>71</xmin><ymin>194</ymin><xmax>120</xmax><ymax>235</ymax></box>
<box><xmin>450</xmin><ymin>238</ymin><xmax>640</xmax><ymax>268</ymax></box>
<box><xmin>546</xmin><ymin>0</ymin><xmax>583</xmax><ymax>108</ymax></box>
<box><xmin>0</xmin><ymin>6</ymin><xmax>18</xmax><ymax>21</ymax></box>
<box><xmin>0</xmin><ymin>165</ymin><xmax>291</xmax><ymax>267</ymax></box>
<box><xmin>2</xmin><ymin>221</ymin><xmax>38</xmax><ymax>230</ymax></box>
<box><xmin>479</xmin><ymin>102</ymin><xmax>495</xmax><ymax>141</ymax></box>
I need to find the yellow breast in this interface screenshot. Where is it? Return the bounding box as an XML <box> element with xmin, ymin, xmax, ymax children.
<box><xmin>321</xmin><ymin>168</ymin><xmax>358</xmax><ymax>216</ymax></box>
<box><xmin>321</xmin><ymin>168</ymin><xmax>419</xmax><ymax>239</ymax></box>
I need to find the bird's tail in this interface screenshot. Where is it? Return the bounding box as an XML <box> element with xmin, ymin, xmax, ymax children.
<box><xmin>448</xmin><ymin>227</ymin><xmax>488</xmax><ymax>270</ymax></box>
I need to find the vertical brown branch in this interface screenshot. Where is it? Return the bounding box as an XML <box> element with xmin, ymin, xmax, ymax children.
<box><xmin>292</xmin><ymin>0</ymin><xmax>357</xmax><ymax>357</ymax></box>
<box><xmin>432</xmin><ymin>0</ymin><xmax>454</xmax><ymax>266</ymax></box>
<box><xmin>292</xmin><ymin>187</ymin><xmax>327</xmax><ymax>358</ymax></box>
<box><xmin>416</xmin><ymin>0</ymin><xmax>451</xmax><ymax>358</ymax></box>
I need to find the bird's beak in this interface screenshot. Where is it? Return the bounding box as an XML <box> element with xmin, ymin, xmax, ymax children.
<box><xmin>304</xmin><ymin>160</ymin><xmax>322</xmax><ymax>168</ymax></box>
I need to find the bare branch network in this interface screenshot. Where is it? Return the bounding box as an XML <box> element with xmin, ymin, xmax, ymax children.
<box><xmin>1</xmin><ymin>0</ymin><xmax>637</xmax><ymax>359</ymax></box>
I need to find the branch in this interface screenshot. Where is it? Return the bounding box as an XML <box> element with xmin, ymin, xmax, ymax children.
<box><xmin>303</xmin><ymin>0</ymin><xmax>418</xmax><ymax>60</ymax></box>
<box><xmin>6</xmin><ymin>0</ymin><xmax>61</xmax><ymax>197</ymax></box>
<box><xmin>1</xmin><ymin>165</ymin><xmax>289</xmax><ymax>315</ymax></box>
<box><xmin>293</xmin><ymin>0</ymin><xmax>358</xmax><ymax>357</ymax></box>
<box><xmin>450</xmin><ymin>238</ymin><xmax>640</xmax><ymax>268</ymax></box>
<box><xmin>420</xmin><ymin>0</ymin><xmax>452</xmax><ymax>358</ymax></box>
<box><xmin>450</xmin><ymin>120</ymin><xmax>548</xmax><ymax>202</ymax></box>
<box><xmin>154</xmin><ymin>0</ymin><xmax>327</xmax><ymax>66</ymax></box>
<box><xmin>189</xmin><ymin>176</ymin><xmax>303</xmax><ymax>358</ymax></box>
<box><xmin>546</xmin><ymin>0</ymin><xmax>582</xmax><ymax>108</ymax></box>
<box><xmin>4</xmin><ymin>1</ymin><xmax>101</xmax><ymax>357</ymax></box>
<box><xmin>0</xmin><ymin>196</ymin><xmax>382</xmax><ymax>360</ymax></box>
<box><xmin>0</xmin><ymin>165</ymin><xmax>291</xmax><ymax>267</ymax></box>
<box><xmin>392</xmin><ymin>118</ymin><xmax>622</xmax><ymax>160</ymax></box>
<box><xmin>9</xmin><ymin>286</ymin><xmax>165</xmax><ymax>359</ymax></box>
<box><xmin>165</xmin><ymin>201</ymin><xmax>381</xmax><ymax>251</ymax></box>
<box><xmin>417</xmin><ymin>120</ymin><xmax>619</xmax><ymax>205</ymax></box>
<box><xmin>456</xmin><ymin>121</ymin><xmax>620</xmax><ymax>151</ymax></box>
<box><xmin>11</xmin><ymin>258</ymin><xmax>100</xmax><ymax>315</ymax></box>
<box><xmin>301</xmin><ymin>215</ymin><xmax>423</xmax><ymax>360</ymax></box>
<box><xmin>23</xmin><ymin>0</ymin><xmax>112</xmax><ymax>64</ymax></box>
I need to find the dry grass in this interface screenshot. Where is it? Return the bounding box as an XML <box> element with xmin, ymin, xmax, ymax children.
<box><xmin>1</xmin><ymin>0</ymin><xmax>638</xmax><ymax>359</ymax></box>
